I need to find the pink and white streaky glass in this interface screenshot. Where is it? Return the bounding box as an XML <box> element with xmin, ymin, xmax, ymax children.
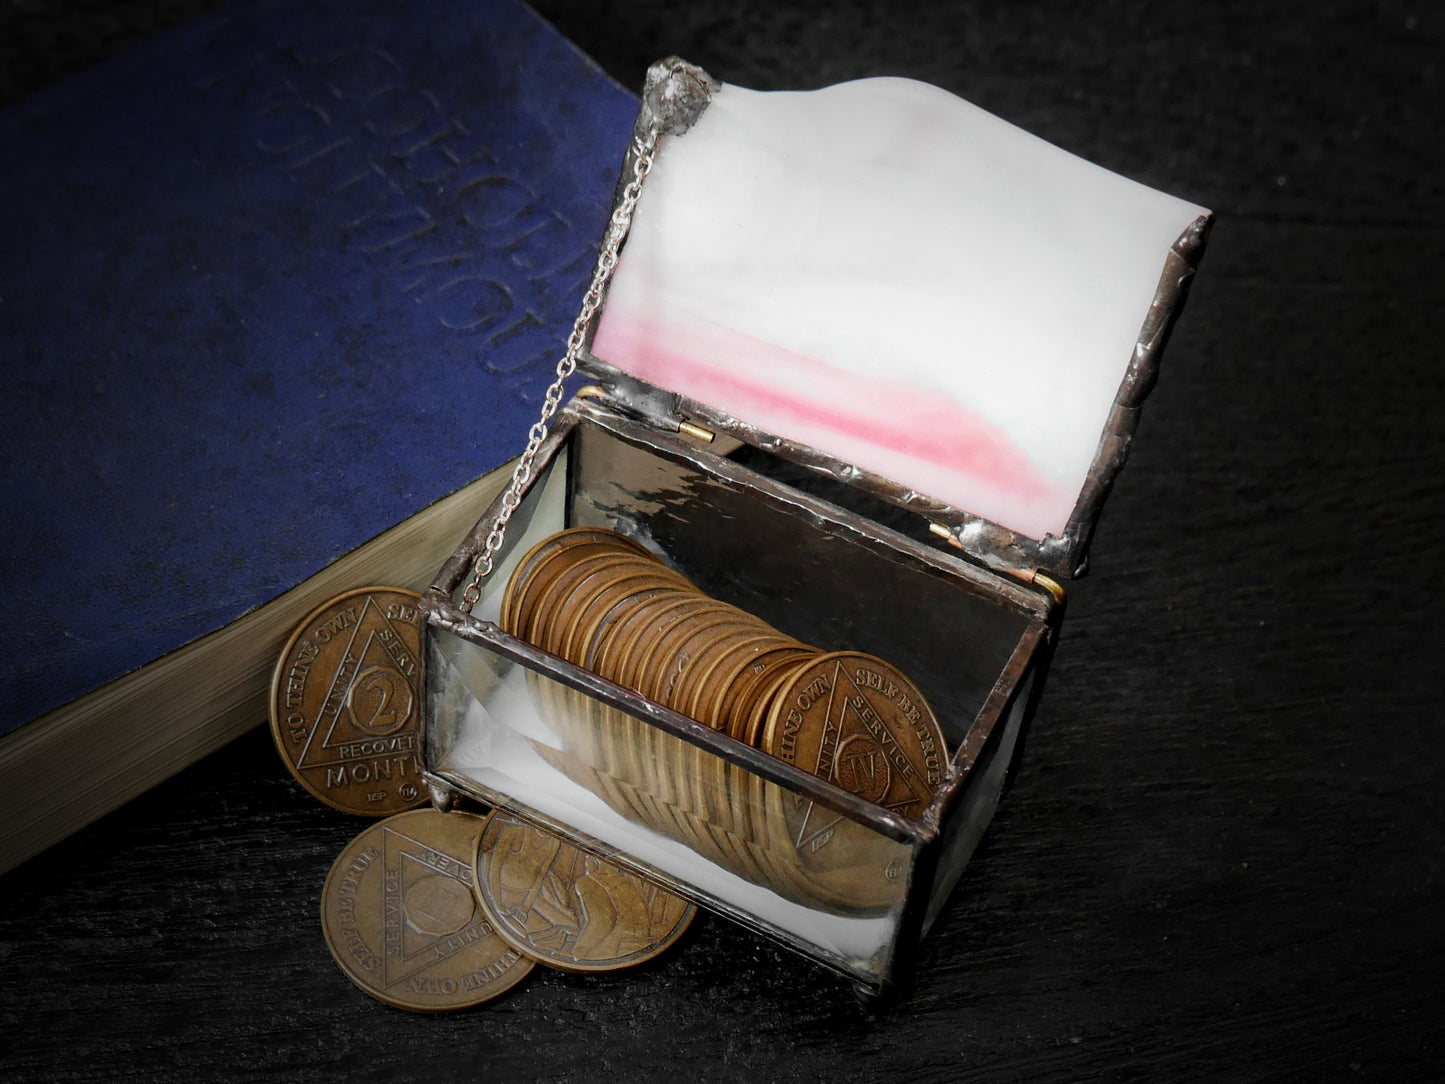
<box><xmin>591</xmin><ymin>77</ymin><xmax>1207</xmax><ymax>541</ymax></box>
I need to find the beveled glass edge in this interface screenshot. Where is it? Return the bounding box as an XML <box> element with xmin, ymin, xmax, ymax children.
<box><xmin>420</xmin><ymin>765</ymin><xmax>911</xmax><ymax>991</ymax></box>
<box><xmin>422</xmin><ymin>394</ymin><xmax>1058</xmax><ymax>867</ymax></box>
<box><xmin>422</xmin><ymin>600</ymin><xmax>922</xmax><ymax>846</ymax></box>
<box><xmin>419</xmin><ymin>392</ymin><xmax>1056</xmax><ymax>998</ymax></box>
<box><xmin>926</xmin><ymin>622</ymin><xmax>1051</xmax><ymax>830</ymax></box>
<box><xmin>579</xmin><ymin>58</ymin><xmax>1214</xmax><ymax>582</ymax></box>
<box><xmin>566</xmin><ymin>399</ymin><xmax>1050</xmax><ymax>621</ymax></box>
<box><xmin>424</xmin><ymin>399</ymin><xmax>1055</xmax><ymax>834</ymax></box>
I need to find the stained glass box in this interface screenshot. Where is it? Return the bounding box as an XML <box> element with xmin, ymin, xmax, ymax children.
<box><xmin>418</xmin><ymin>59</ymin><xmax>1210</xmax><ymax>999</ymax></box>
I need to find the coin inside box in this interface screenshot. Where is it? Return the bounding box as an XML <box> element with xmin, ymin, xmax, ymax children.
<box><xmin>424</xmin><ymin>400</ymin><xmax>1052</xmax><ymax>993</ymax></box>
<box><xmin>420</xmin><ymin>59</ymin><xmax>1209</xmax><ymax>998</ymax></box>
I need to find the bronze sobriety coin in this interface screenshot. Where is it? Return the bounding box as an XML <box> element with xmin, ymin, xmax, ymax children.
<box><xmin>761</xmin><ymin>651</ymin><xmax>946</xmax><ymax>819</ymax></box>
<box><xmin>321</xmin><ymin>809</ymin><xmax>534</xmax><ymax>1012</ymax></box>
<box><xmin>473</xmin><ymin>809</ymin><xmax>695</xmax><ymax>973</ymax></box>
<box><xmin>269</xmin><ymin>586</ymin><xmax>429</xmax><ymax>816</ymax></box>
<box><xmin>502</xmin><ymin>527</ymin><xmax>949</xmax><ymax>913</ymax></box>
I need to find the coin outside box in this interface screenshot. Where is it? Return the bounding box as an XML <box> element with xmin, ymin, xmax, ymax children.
<box><xmin>419</xmin><ymin>60</ymin><xmax>1210</xmax><ymax>999</ymax></box>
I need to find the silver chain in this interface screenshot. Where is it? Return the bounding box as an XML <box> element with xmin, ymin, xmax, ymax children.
<box><xmin>459</xmin><ymin>129</ymin><xmax>660</xmax><ymax>613</ymax></box>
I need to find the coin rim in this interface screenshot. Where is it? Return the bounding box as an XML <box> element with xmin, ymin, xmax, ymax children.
<box><xmin>267</xmin><ymin>585</ymin><xmax>430</xmax><ymax>817</ymax></box>
<box><xmin>758</xmin><ymin>651</ymin><xmax>947</xmax><ymax>818</ymax></box>
<box><xmin>472</xmin><ymin>809</ymin><xmax>696</xmax><ymax>974</ymax></box>
<box><xmin>553</xmin><ymin>558</ymin><xmax>686</xmax><ymax>663</ymax></box>
<box><xmin>516</xmin><ymin>541</ymin><xmax>638</xmax><ymax>646</ymax></box>
<box><xmin>503</xmin><ymin>527</ymin><xmax>648</xmax><ymax>635</ymax></box>
<box><xmin>567</xmin><ymin>571</ymin><xmax>691</xmax><ymax>667</ymax></box>
<box><xmin>531</xmin><ymin>552</ymin><xmax>644</xmax><ymax>656</ymax></box>
<box><xmin>319</xmin><ymin>808</ymin><xmax>536</xmax><ymax>1011</ymax></box>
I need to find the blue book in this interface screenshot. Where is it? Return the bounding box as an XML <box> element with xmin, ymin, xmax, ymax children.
<box><xmin>0</xmin><ymin>0</ymin><xmax>637</xmax><ymax>871</ymax></box>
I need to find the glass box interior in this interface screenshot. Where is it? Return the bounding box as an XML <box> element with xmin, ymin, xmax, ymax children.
<box><xmin>424</xmin><ymin>403</ymin><xmax>1052</xmax><ymax>989</ymax></box>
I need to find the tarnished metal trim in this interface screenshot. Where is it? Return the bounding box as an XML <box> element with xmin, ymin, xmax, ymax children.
<box><xmin>424</xmin><ymin>774</ymin><xmax>461</xmax><ymax>813</ymax></box>
<box><xmin>920</xmin><ymin>623</ymin><xmax>1047</xmax><ymax>836</ymax></box>
<box><xmin>425</xmin><ymin>599</ymin><xmax>925</xmax><ymax>845</ymax></box>
<box><xmin>1058</xmin><ymin>211</ymin><xmax>1212</xmax><ymax>575</ymax></box>
<box><xmin>1056</xmin><ymin>402</ymin><xmax>1141</xmax><ymax>578</ymax></box>
<box><xmin>1116</xmin><ymin>213</ymin><xmax>1212</xmax><ymax>410</ymax></box>
<box><xmin>574</xmin><ymin>353</ymin><xmax>1070</xmax><ymax>578</ymax></box>
<box><xmin>640</xmin><ymin>57</ymin><xmax>720</xmax><ymax>137</ymax></box>
<box><xmin>568</xmin><ymin>397</ymin><xmax>1049</xmax><ymax>619</ymax></box>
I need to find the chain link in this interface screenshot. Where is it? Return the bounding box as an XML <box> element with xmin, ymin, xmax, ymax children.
<box><xmin>459</xmin><ymin>130</ymin><xmax>659</xmax><ymax>612</ymax></box>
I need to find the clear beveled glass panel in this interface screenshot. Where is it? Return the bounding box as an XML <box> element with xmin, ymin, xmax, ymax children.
<box><xmin>922</xmin><ymin>666</ymin><xmax>1038</xmax><ymax>934</ymax></box>
<box><xmin>567</xmin><ymin>414</ymin><xmax>1041</xmax><ymax>753</ymax></box>
<box><xmin>425</xmin><ymin>407</ymin><xmax>1053</xmax><ymax>986</ymax></box>
<box><xmin>427</xmin><ymin>624</ymin><xmax>914</xmax><ymax>984</ymax></box>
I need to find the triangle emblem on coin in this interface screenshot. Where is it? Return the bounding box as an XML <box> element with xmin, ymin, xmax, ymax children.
<box><xmin>791</xmin><ymin>658</ymin><xmax>934</xmax><ymax>851</ymax></box>
<box><xmin>790</xmin><ymin>659</ymin><xmax>853</xmax><ymax>853</ymax></box>
<box><xmin>296</xmin><ymin>593</ymin><xmax>421</xmax><ymax>768</ymax></box>
<box><xmin>378</xmin><ymin>823</ymin><xmax>493</xmax><ymax>992</ymax></box>
<box><xmin>834</xmin><ymin>664</ymin><xmax>934</xmax><ymax>816</ymax></box>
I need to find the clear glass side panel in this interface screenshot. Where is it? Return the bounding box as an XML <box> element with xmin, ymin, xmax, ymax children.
<box><xmin>455</xmin><ymin>444</ymin><xmax>570</xmax><ymax>621</ymax></box>
<box><xmin>428</xmin><ymin>625</ymin><xmax>913</xmax><ymax>985</ymax></box>
<box><xmin>922</xmin><ymin>666</ymin><xmax>1039</xmax><ymax>934</ymax></box>
<box><xmin>568</xmin><ymin>420</ymin><xmax>1036</xmax><ymax>755</ymax></box>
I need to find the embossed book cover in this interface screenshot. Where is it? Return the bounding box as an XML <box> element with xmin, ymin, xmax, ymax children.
<box><xmin>0</xmin><ymin>0</ymin><xmax>636</xmax><ymax>871</ymax></box>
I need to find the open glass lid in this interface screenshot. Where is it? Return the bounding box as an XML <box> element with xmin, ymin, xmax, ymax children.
<box><xmin>581</xmin><ymin>60</ymin><xmax>1211</xmax><ymax>579</ymax></box>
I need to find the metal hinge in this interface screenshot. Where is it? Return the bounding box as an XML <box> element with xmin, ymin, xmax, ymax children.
<box><xmin>930</xmin><ymin>521</ymin><xmax>1065</xmax><ymax>605</ymax></box>
<box><xmin>677</xmin><ymin>419</ymin><xmax>715</xmax><ymax>443</ymax></box>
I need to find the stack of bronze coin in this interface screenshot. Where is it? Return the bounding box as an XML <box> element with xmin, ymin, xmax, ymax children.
<box><xmin>502</xmin><ymin>527</ymin><xmax>949</xmax><ymax>914</ymax></box>
<box><xmin>319</xmin><ymin>806</ymin><xmax>696</xmax><ymax>1012</ymax></box>
<box><xmin>502</xmin><ymin>527</ymin><xmax>820</xmax><ymax>742</ymax></box>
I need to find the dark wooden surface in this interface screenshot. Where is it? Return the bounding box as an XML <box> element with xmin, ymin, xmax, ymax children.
<box><xmin>3</xmin><ymin>2</ymin><xmax>1443</xmax><ymax>1080</ymax></box>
